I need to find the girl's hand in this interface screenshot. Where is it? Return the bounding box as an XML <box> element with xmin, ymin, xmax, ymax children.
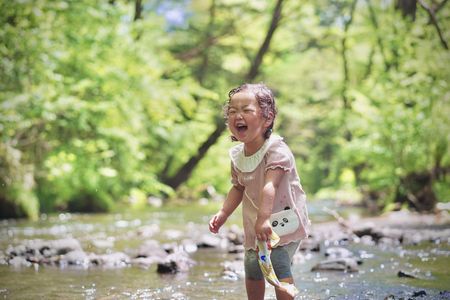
<box><xmin>209</xmin><ymin>210</ymin><xmax>228</xmax><ymax>234</ymax></box>
<box><xmin>255</xmin><ymin>218</ymin><xmax>272</xmax><ymax>241</ymax></box>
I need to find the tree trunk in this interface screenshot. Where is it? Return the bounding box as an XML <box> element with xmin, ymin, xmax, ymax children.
<box><xmin>162</xmin><ymin>121</ymin><xmax>226</xmax><ymax>188</ymax></box>
<box><xmin>395</xmin><ymin>0</ymin><xmax>417</xmax><ymax>20</ymax></box>
<box><xmin>197</xmin><ymin>0</ymin><xmax>216</xmax><ymax>84</ymax></box>
<box><xmin>134</xmin><ymin>0</ymin><xmax>143</xmax><ymax>21</ymax></box>
<box><xmin>246</xmin><ymin>0</ymin><xmax>284</xmax><ymax>81</ymax></box>
<box><xmin>162</xmin><ymin>0</ymin><xmax>286</xmax><ymax>190</ymax></box>
<box><xmin>395</xmin><ymin>171</ymin><xmax>437</xmax><ymax>211</ymax></box>
<box><xmin>417</xmin><ymin>0</ymin><xmax>449</xmax><ymax>49</ymax></box>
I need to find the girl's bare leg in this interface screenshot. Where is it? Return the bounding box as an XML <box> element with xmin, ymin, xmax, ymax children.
<box><xmin>245</xmin><ymin>278</ymin><xmax>265</xmax><ymax>300</ymax></box>
<box><xmin>274</xmin><ymin>277</ymin><xmax>295</xmax><ymax>300</ymax></box>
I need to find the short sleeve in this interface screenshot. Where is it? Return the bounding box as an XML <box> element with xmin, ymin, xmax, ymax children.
<box><xmin>231</xmin><ymin>162</ymin><xmax>242</xmax><ymax>187</ymax></box>
<box><xmin>264</xmin><ymin>141</ymin><xmax>294</xmax><ymax>173</ymax></box>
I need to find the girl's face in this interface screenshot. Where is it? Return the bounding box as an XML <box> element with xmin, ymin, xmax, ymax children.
<box><xmin>227</xmin><ymin>91</ymin><xmax>273</xmax><ymax>148</ymax></box>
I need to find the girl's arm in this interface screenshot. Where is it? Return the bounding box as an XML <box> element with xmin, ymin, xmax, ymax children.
<box><xmin>255</xmin><ymin>168</ymin><xmax>285</xmax><ymax>241</ymax></box>
<box><xmin>209</xmin><ymin>185</ymin><xmax>244</xmax><ymax>234</ymax></box>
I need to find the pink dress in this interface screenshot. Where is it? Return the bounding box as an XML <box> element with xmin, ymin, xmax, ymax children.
<box><xmin>229</xmin><ymin>135</ymin><xmax>310</xmax><ymax>250</ymax></box>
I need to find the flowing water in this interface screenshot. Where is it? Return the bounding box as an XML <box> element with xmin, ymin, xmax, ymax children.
<box><xmin>0</xmin><ymin>200</ymin><xmax>449</xmax><ymax>299</ymax></box>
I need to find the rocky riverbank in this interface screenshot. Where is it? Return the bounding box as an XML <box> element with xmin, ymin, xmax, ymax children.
<box><xmin>1</xmin><ymin>210</ymin><xmax>449</xmax><ymax>299</ymax></box>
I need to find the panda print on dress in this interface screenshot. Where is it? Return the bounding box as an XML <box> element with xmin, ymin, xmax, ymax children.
<box><xmin>270</xmin><ymin>206</ymin><xmax>300</xmax><ymax>237</ymax></box>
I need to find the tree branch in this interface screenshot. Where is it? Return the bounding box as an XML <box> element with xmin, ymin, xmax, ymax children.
<box><xmin>341</xmin><ymin>0</ymin><xmax>358</xmax><ymax>111</ymax></box>
<box><xmin>418</xmin><ymin>0</ymin><xmax>449</xmax><ymax>49</ymax></box>
<box><xmin>197</xmin><ymin>0</ymin><xmax>217</xmax><ymax>84</ymax></box>
<box><xmin>366</xmin><ymin>0</ymin><xmax>390</xmax><ymax>71</ymax></box>
<box><xmin>245</xmin><ymin>0</ymin><xmax>285</xmax><ymax>81</ymax></box>
<box><xmin>162</xmin><ymin>0</ymin><xmax>287</xmax><ymax>189</ymax></box>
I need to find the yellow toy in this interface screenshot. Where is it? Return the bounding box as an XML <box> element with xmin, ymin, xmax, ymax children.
<box><xmin>256</xmin><ymin>232</ymin><xmax>299</xmax><ymax>298</ymax></box>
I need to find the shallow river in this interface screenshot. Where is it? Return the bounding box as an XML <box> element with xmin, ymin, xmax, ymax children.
<box><xmin>0</xmin><ymin>200</ymin><xmax>449</xmax><ymax>299</ymax></box>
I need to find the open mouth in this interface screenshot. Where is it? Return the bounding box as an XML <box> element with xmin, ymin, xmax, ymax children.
<box><xmin>235</xmin><ymin>124</ymin><xmax>248</xmax><ymax>132</ymax></box>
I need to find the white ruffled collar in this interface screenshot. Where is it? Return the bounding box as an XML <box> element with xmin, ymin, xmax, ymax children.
<box><xmin>229</xmin><ymin>135</ymin><xmax>282</xmax><ymax>172</ymax></box>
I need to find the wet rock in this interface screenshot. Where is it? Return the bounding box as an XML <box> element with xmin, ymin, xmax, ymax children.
<box><xmin>181</xmin><ymin>239</ymin><xmax>198</xmax><ymax>254</ymax></box>
<box><xmin>60</xmin><ymin>250</ymin><xmax>89</xmax><ymax>267</ymax></box>
<box><xmin>311</xmin><ymin>258</ymin><xmax>359</xmax><ymax>272</ymax></box>
<box><xmin>402</xmin><ymin>232</ymin><xmax>425</xmax><ymax>245</ymax></box>
<box><xmin>90</xmin><ymin>252</ymin><xmax>130</xmax><ymax>268</ymax></box>
<box><xmin>411</xmin><ymin>290</ymin><xmax>426</xmax><ymax>297</ymax></box>
<box><xmin>226</xmin><ymin>225</ymin><xmax>244</xmax><ymax>245</ymax></box>
<box><xmin>222</xmin><ymin>259</ymin><xmax>244</xmax><ymax>279</ymax></box>
<box><xmin>298</xmin><ymin>238</ymin><xmax>320</xmax><ymax>252</ymax></box>
<box><xmin>323</xmin><ymin>231</ymin><xmax>352</xmax><ymax>245</ymax></box>
<box><xmin>131</xmin><ymin>256</ymin><xmax>160</xmax><ymax>268</ymax></box>
<box><xmin>378</xmin><ymin>237</ymin><xmax>401</xmax><ymax>246</ymax></box>
<box><xmin>358</xmin><ymin>235</ymin><xmax>376</xmax><ymax>246</ymax></box>
<box><xmin>49</xmin><ymin>238</ymin><xmax>83</xmax><ymax>255</ymax></box>
<box><xmin>352</xmin><ymin>223</ymin><xmax>383</xmax><ymax>242</ymax></box>
<box><xmin>324</xmin><ymin>247</ymin><xmax>354</xmax><ymax>259</ymax></box>
<box><xmin>8</xmin><ymin>256</ymin><xmax>32</xmax><ymax>268</ymax></box>
<box><xmin>222</xmin><ymin>270</ymin><xmax>240</xmax><ymax>281</ymax></box>
<box><xmin>136</xmin><ymin>240</ymin><xmax>167</xmax><ymax>259</ymax></box>
<box><xmin>397</xmin><ymin>270</ymin><xmax>417</xmax><ymax>279</ymax></box>
<box><xmin>156</xmin><ymin>248</ymin><xmax>195</xmax><ymax>274</ymax></box>
<box><xmin>228</xmin><ymin>244</ymin><xmax>244</xmax><ymax>254</ymax></box>
<box><xmin>379</xmin><ymin>228</ymin><xmax>403</xmax><ymax>241</ymax></box>
<box><xmin>6</xmin><ymin>238</ymin><xmax>83</xmax><ymax>266</ymax></box>
<box><xmin>157</xmin><ymin>260</ymin><xmax>178</xmax><ymax>274</ymax></box>
<box><xmin>0</xmin><ymin>252</ymin><xmax>7</xmax><ymax>265</ymax></box>
<box><xmin>162</xmin><ymin>242</ymin><xmax>178</xmax><ymax>254</ymax></box>
<box><xmin>197</xmin><ymin>234</ymin><xmax>222</xmax><ymax>248</ymax></box>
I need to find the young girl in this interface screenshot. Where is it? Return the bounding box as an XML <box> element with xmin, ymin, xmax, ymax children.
<box><xmin>209</xmin><ymin>83</ymin><xmax>310</xmax><ymax>300</ymax></box>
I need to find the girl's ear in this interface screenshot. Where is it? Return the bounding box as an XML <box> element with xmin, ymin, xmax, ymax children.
<box><xmin>265</xmin><ymin>112</ymin><xmax>274</xmax><ymax>127</ymax></box>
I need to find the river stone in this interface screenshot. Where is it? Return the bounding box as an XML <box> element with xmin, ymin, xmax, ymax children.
<box><xmin>397</xmin><ymin>270</ymin><xmax>417</xmax><ymax>278</ymax></box>
<box><xmin>324</xmin><ymin>247</ymin><xmax>354</xmax><ymax>259</ymax></box>
<box><xmin>228</xmin><ymin>244</ymin><xmax>244</xmax><ymax>254</ymax></box>
<box><xmin>439</xmin><ymin>291</ymin><xmax>450</xmax><ymax>298</ymax></box>
<box><xmin>6</xmin><ymin>238</ymin><xmax>83</xmax><ymax>264</ymax></box>
<box><xmin>222</xmin><ymin>270</ymin><xmax>240</xmax><ymax>281</ymax></box>
<box><xmin>90</xmin><ymin>252</ymin><xmax>130</xmax><ymax>268</ymax></box>
<box><xmin>226</xmin><ymin>225</ymin><xmax>244</xmax><ymax>245</ymax></box>
<box><xmin>48</xmin><ymin>238</ymin><xmax>83</xmax><ymax>255</ymax></box>
<box><xmin>352</xmin><ymin>223</ymin><xmax>384</xmax><ymax>242</ymax></box>
<box><xmin>311</xmin><ymin>257</ymin><xmax>359</xmax><ymax>272</ymax></box>
<box><xmin>222</xmin><ymin>259</ymin><xmax>244</xmax><ymax>278</ymax></box>
<box><xmin>0</xmin><ymin>252</ymin><xmax>7</xmax><ymax>265</ymax></box>
<box><xmin>8</xmin><ymin>256</ymin><xmax>32</xmax><ymax>268</ymax></box>
<box><xmin>298</xmin><ymin>238</ymin><xmax>320</xmax><ymax>252</ymax></box>
<box><xmin>136</xmin><ymin>240</ymin><xmax>167</xmax><ymax>259</ymax></box>
<box><xmin>181</xmin><ymin>239</ymin><xmax>198</xmax><ymax>254</ymax></box>
<box><xmin>412</xmin><ymin>290</ymin><xmax>427</xmax><ymax>297</ymax></box>
<box><xmin>60</xmin><ymin>250</ymin><xmax>89</xmax><ymax>267</ymax></box>
<box><xmin>197</xmin><ymin>234</ymin><xmax>222</xmax><ymax>248</ymax></box>
<box><xmin>131</xmin><ymin>256</ymin><xmax>160</xmax><ymax>268</ymax></box>
<box><xmin>156</xmin><ymin>248</ymin><xmax>195</xmax><ymax>274</ymax></box>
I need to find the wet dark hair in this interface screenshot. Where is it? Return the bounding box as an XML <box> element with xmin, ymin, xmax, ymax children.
<box><xmin>224</xmin><ymin>83</ymin><xmax>277</xmax><ymax>141</ymax></box>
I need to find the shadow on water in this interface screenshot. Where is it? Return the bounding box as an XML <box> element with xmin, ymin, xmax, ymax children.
<box><xmin>0</xmin><ymin>200</ymin><xmax>449</xmax><ymax>299</ymax></box>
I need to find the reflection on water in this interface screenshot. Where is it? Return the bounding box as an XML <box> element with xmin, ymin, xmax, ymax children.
<box><xmin>0</xmin><ymin>202</ymin><xmax>449</xmax><ymax>299</ymax></box>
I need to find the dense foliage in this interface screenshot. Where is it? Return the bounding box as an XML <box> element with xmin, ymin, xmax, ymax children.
<box><xmin>1</xmin><ymin>0</ymin><xmax>448</xmax><ymax>218</ymax></box>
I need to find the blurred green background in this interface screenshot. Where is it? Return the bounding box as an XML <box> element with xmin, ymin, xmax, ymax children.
<box><xmin>1</xmin><ymin>0</ymin><xmax>449</xmax><ymax>219</ymax></box>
